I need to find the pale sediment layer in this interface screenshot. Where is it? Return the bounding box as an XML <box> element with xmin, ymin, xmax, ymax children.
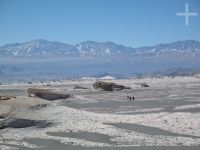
<box><xmin>0</xmin><ymin>76</ymin><xmax>200</xmax><ymax>149</ymax></box>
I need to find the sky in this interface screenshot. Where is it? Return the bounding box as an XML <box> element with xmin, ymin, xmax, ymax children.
<box><xmin>0</xmin><ymin>0</ymin><xmax>200</xmax><ymax>47</ymax></box>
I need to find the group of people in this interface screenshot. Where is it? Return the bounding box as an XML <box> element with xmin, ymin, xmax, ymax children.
<box><xmin>127</xmin><ymin>96</ymin><xmax>135</xmax><ymax>101</ymax></box>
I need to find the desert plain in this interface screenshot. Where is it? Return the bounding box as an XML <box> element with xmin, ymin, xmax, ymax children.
<box><xmin>0</xmin><ymin>76</ymin><xmax>200</xmax><ymax>150</ymax></box>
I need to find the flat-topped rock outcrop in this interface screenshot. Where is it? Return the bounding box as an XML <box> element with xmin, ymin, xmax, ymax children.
<box><xmin>27</xmin><ymin>88</ymin><xmax>71</xmax><ymax>100</ymax></box>
<box><xmin>93</xmin><ymin>81</ymin><xmax>131</xmax><ymax>91</ymax></box>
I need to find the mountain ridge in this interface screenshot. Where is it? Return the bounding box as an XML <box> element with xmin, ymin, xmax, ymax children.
<box><xmin>0</xmin><ymin>39</ymin><xmax>200</xmax><ymax>57</ymax></box>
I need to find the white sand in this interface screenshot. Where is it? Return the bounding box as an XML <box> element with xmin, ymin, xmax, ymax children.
<box><xmin>0</xmin><ymin>76</ymin><xmax>200</xmax><ymax>149</ymax></box>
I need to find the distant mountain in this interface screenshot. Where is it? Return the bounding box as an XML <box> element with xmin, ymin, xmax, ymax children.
<box><xmin>80</xmin><ymin>67</ymin><xmax>200</xmax><ymax>79</ymax></box>
<box><xmin>161</xmin><ymin>67</ymin><xmax>200</xmax><ymax>77</ymax></box>
<box><xmin>0</xmin><ymin>39</ymin><xmax>77</xmax><ymax>57</ymax></box>
<box><xmin>136</xmin><ymin>40</ymin><xmax>200</xmax><ymax>57</ymax></box>
<box><xmin>91</xmin><ymin>72</ymin><xmax>126</xmax><ymax>79</ymax></box>
<box><xmin>0</xmin><ymin>39</ymin><xmax>200</xmax><ymax>57</ymax></box>
<box><xmin>75</xmin><ymin>41</ymin><xmax>134</xmax><ymax>57</ymax></box>
<box><xmin>136</xmin><ymin>67</ymin><xmax>200</xmax><ymax>78</ymax></box>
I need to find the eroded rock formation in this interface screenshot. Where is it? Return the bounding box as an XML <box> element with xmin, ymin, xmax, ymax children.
<box><xmin>93</xmin><ymin>81</ymin><xmax>131</xmax><ymax>91</ymax></box>
<box><xmin>27</xmin><ymin>88</ymin><xmax>71</xmax><ymax>100</ymax></box>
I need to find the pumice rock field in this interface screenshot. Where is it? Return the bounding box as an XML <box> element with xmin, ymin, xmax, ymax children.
<box><xmin>0</xmin><ymin>77</ymin><xmax>200</xmax><ymax>150</ymax></box>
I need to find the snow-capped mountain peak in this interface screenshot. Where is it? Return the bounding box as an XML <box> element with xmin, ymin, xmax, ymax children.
<box><xmin>0</xmin><ymin>39</ymin><xmax>200</xmax><ymax>58</ymax></box>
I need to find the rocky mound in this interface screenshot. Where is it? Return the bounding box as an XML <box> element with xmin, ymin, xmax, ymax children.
<box><xmin>141</xmin><ymin>82</ymin><xmax>150</xmax><ymax>87</ymax></box>
<box><xmin>0</xmin><ymin>117</ymin><xmax>52</xmax><ymax>129</ymax></box>
<box><xmin>28</xmin><ymin>104</ymin><xmax>47</xmax><ymax>110</ymax></box>
<box><xmin>27</xmin><ymin>88</ymin><xmax>71</xmax><ymax>100</ymax></box>
<box><xmin>73</xmin><ymin>85</ymin><xmax>88</xmax><ymax>90</ymax></box>
<box><xmin>0</xmin><ymin>96</ymin><xmax>16</xmax><ymax>101</ymax></box>
<box><xmin>93</xmin><ymin>81</ymin><xmax>131</xmax><ymax>91</ymax></box>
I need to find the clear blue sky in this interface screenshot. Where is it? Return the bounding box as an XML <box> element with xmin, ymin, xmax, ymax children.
<box><xmin>0</xmin><ymin>0</ymin><xmax>199</xmax><ymax>47</ymax></box>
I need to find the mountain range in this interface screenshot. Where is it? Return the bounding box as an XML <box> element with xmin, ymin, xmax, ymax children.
<box><xmin>0</xmin><ymin>39</ymin><xmax>200</xmax><ymax>57</ymax></box>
